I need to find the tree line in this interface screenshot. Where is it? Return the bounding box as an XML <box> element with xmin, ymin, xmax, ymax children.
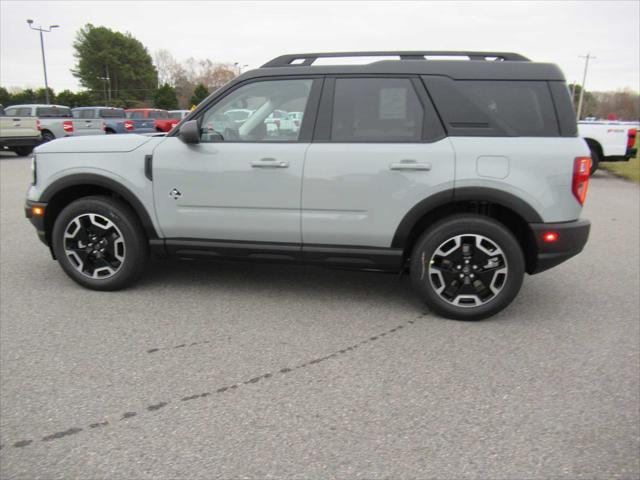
<box><xmin>0</xmin><ymin>24</ymin><xmax>238</xmax><ymax>110</ymax></box>
<box><xmin>1</xmin><ymin>22</ymin><xmax>638</xmax><ymax>120</ymax></box>
<box><xmin>568</xmin><ymin>84</ymin><xmax>639</xmax><ymax>121</ymax></box>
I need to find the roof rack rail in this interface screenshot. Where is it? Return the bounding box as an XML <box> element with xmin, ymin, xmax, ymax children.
<box><xmin>262</xmin><ymin>51</ymin><xmax>530</xmax><ymax>68</ymax></box>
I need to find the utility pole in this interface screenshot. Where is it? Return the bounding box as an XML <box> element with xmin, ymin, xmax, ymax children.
<box><xmin>570</xmin><ymin>81</ymin><xmax>576</xmax><ymax>105</ymax></box>
<box><xmin>26</xmin><ymin>19</ymin><xmax>59</xmax><ymax>105</ymax></box>
<box><xmin>576</xmin><ymin>53</ymin><xmax>596</xmax><ymax>121</ymax></box>
<box><xmin>106</xmin><ymin>64</ymin><xmax>111</xmax><ymax>103</ymax></box>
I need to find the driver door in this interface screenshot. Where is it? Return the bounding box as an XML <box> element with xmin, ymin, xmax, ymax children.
<box><xmin>152</xmin><ymin>77</ymin><xmax>321</xmax><ymax>245</ymax></box>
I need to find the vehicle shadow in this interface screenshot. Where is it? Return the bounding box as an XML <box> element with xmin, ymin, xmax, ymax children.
<box><xmin>139</xmin><ymin>257</ymin><xmax>424</xmax><ymax>311</ymax></box>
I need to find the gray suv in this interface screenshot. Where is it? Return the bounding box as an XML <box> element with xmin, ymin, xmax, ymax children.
<box><xmin>25</xmin><ymin>51</ymin><xmax>591</xmax><ymax>320</ymax></box>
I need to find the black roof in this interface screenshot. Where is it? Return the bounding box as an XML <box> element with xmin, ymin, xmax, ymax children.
<box><xmin>239</xmin><ymin>51</ymin><xmax>565</xmax><ymax>82</ymax></box>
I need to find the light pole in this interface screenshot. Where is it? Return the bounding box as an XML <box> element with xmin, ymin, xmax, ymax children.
<box><xmin>576</xmin><ymin>53</ymin><xmax>596</xmax><ymax>121</ymax></box>
<box><xmin>234</xmin><ymin>62</ymin><xmax>248</xmax><ymax>75</ymax></box>
<box><xmin>27</xmin><ymin>19</ymin><xmax>59</xmax><ymax>105</ymax></box>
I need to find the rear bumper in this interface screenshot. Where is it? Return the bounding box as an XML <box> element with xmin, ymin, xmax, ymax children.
<box><xmin>25</xmin><ymin>200</ymin><xmax>49</xmax><ymax>246</ymax></box>
<box><xmin>0</xmin><ymin>136</ymin><xmax>41</xmax><ymax>148</ymax></box>
<box><xmin>529</xmin><ymin>218</ymin><xmax>590</xmax><ymax>274</ymax></box>
<box><xmin>603</xmin><ymin>147</ymin><xmax>637</xmax><ymax>162</ymax></box>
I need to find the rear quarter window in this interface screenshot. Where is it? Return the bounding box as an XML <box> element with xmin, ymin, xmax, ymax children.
<box><xmin>36</xmin><ymin>106</ymin><xmax>72</xmax><ymax>118</ymax></box>
<box><xmin>99</xmin><ymin>108</ymin><xmax>125</xmax><ymax>118</ymax></box>
<box><xmin>423</xmin><ymin>77</ymin><xmax>560</xmax><ymax>137</ymax></box>
<box><xmin>126</xmin><ymin>111</ymin><xmax>145</xmax><ymax>119</ymax></box>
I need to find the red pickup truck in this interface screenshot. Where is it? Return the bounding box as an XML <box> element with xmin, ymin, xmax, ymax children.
<box><xmin>124</xmin><ymin>108</ymin><xmax>180</xmax><ymax>133</ymax></box>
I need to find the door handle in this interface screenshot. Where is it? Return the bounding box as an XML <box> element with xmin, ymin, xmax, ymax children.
<box><xmin>12</xmin><ymin>118</ymin><xmax>20</xmax><ymax>121</ymax></box>
<box><xmin>389</xmin><ymin>160</ymin><xmax>432</xmax><ymax>171</ymax></box>
<box><xmin>251</xmin><ymin>158</ymin><xmax>289</xmax><ymax>168</ymax></box>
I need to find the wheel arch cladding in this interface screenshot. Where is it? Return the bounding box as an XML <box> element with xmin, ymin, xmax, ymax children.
<box><xmin>39</xmin><ymin>174</ymin><xmax>158</xmax><ymax>245</ymax></box>
<box><xmin>392</xmin><ymin>187</ymin><xmax>541</xmax><ymax>274</ymax></box>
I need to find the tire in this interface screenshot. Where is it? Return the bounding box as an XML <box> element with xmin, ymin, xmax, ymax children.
<box><xmin>41</xmin><ymin>130</ymin><xmax>55</xmax><ymax>143</ymax></box>
<box><xmin>588</xmin><ymin>144</ymin><xmax>601</xmax><ymax>175</ymax></box>
<box><xmin>410</xmin><ymin>214</ymin><xmax>525</xmax><ymax>321</ymax></box>
<box><xmin>11</xmin><ymin>146</ymin><xmax>34</xmax><ymax>156</ymax></box>
<box><xmin>105</xmin><ymin>129</ymin><xmax>116</xmax><ymax>135</ymax></box>
<box><xmin>52</xmin><ymin>195</ymin><xmax>148</xmax><ymax>290</ymax></box>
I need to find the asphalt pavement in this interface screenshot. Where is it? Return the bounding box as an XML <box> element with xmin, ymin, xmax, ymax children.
<box><xmin>1</xmin><ymin>152</ymin><xmax>638</xmax><ymax>479</ymax></box>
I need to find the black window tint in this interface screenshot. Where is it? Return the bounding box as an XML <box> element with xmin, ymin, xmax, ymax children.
<box><xmin>424</xmin><ymin>76</ymin><xmax>559</xmax><ymax>137</ymax></box>
<box><xmin>548</xmin><ymin>82</ymin><xmax>578</xmax><ymax>137</ymax></box>
<box><xmin>36</xmin><ymin>106</ymin><xmax>72</xmax><ymax>118</ymax></box>
<box><xmin>331</xmin><ymin>78</ymin><xmax>423</xmax><ymax>142</ymax></box>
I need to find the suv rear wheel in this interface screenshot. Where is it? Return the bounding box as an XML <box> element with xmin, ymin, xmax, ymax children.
<box><xmin>52</xmin><ymin>196</ymin><xmax>148</xmax><ymax>290</ymax></box>
<box><xmin>410</xmin><ymin>214</ymin><xmax>525</xmax><ymax>320</ymax></box>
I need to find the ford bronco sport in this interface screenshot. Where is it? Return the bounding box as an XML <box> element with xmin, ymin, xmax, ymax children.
<box><xmin>25</xmin><ymin>51</ymin><xmax>591</xmax><ymax>320</ymax></box>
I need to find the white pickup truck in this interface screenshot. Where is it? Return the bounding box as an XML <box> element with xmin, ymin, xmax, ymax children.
<box><xmin>579</xmin><ymin>121</ymin><xmax>638</xmax><ymax>174</ymax></box>
<box><xmin>0</xmin><ymin>105</ymin><xmax>41</xmax><ymax>156</ymax></box>
<box><xmin>3</xmin><ymin>104</ymin><xmax>105</xmax><ymax>143</ymax></box>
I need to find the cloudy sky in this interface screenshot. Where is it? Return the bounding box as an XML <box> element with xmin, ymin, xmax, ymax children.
<box><xmin>1</xmin><ymin>0</ymin><xmax>638</xmax><ymax>93</ymax></box>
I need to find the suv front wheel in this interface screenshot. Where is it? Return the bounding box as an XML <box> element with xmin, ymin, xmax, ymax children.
<box><xmin>410</xmin><ymin>214</ymin><xmax>525</xmax><ymax>321</ymax></box>
<box><xmin>52</xmin><ymin>196</ymin><xmax>148</xmax><ymax>290</ymax></box>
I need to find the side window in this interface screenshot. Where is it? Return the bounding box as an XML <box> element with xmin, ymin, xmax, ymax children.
<box><xmin>6</xmin><ymin>107</ymin><xmax>32</xmax><ymax>116</ymax></box>
<box><xmin>424</xmin><ymin>77</ymin><xmax>559</xmax><ymax>137</ymax></box>
<box><xmin>37</xmin><ymin>106</ymin><xmax>72</xmax><ymax>118</ymax></box>
<box><xmin>330</xmin><ymin>78</ymin><xmax>424</xmax><ymax>142</ymax></box>
<box><xmin>74</xmin><ymin>109</ymin><xmax>95</xmax><ymax>119</ymax></box>
<box><xmin>199</xmin><ymin>79</ymin><xmax>313</xmax><ymax>142</ymax></box>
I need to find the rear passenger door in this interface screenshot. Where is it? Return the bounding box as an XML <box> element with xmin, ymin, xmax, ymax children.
<box><xmin>72</xmin><ymin>108</ymin><xmax>103</xmax><ymax>136</ymax></box>
<box><xmin>302</xmin><ymin>77</ymin><xmax>455</xmax><ymax>252</ymax></box>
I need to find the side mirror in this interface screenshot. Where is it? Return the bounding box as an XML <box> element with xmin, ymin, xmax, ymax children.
<box><xmin>179</xmin><ymin>120</ymin><xmax>200</xmax><ymax>144</ymax></box>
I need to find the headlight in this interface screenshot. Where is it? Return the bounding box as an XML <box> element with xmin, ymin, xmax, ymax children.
<box><xmin>31</xmin><ymin>155</ymin><xmax>37</xmax><ymax>185</ymax></box>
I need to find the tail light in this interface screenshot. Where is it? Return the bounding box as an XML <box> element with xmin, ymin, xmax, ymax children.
<box><xmin>627</xmin><ymin>128</ymin><xmax>637</xmax><ymax>150</ymax></box>
<box><xmin>36</xmin><ymin>119</ymin><xmax>41</xmax><ymax>131</ymax></box>
<box><xmin>63</xmin><ymin>120</ymin><xmax>74</xmax><ymax>133</ymax></box>
<box><xmin>124</xmin><ymin>120</ymin><xmax>134</xmax><ymax>131</ymax></box>
<box><xmin>572</xmin><ymin>157</ymin><xmax>591</xmax><ymax>205</ymax></box>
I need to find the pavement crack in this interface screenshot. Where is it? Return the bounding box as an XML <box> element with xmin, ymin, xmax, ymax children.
<box><xmin>6</xmin><ymin>314</ymin><xmax>424</xmax><ymax>449</ymax></box>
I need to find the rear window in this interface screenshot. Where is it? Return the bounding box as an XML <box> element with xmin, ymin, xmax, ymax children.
<box><xmin>36</xmin><ymin>106</ymin><xmax>72</xmax><ymax>118</ymax></box>
<box><xmin>99</xmin><ymin>108</ymin><xmax>125</xmax><ymax>118</ymax></box>
<box><xmin>423</xmin><ymin>77</ymin><xmax>559</xmax><ymax>137</ymax></box>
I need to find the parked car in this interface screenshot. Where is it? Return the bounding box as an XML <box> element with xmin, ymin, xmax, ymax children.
<box><xmin>4</xmin><ymin>104</ymin><xmax>105</xmax><ymax>142</ymax></box>
<box><xmin>168</xmin><ymin>110</ymin><xmax>191</xmax><ymax>121</ymax></box>
<box><xmin>125</xmin><ymin>108</ymin><xmax>179</xmax><ymax>133</ymax></box>
<box><xmin>578</xmin><ymin>120</ymin><xmax>638</xmax><ymax>174</ymax></box>
<box><xmin>0</xmin><ymin>105</ymin><xmax>41</xmax><ymax>156</ymax></box>
<box><xmin>280</xmin><ymin>111</ymin><xmax>304</xmax><ymax>134</ymax></box>
<box><xmin>25</xmin><ymin>50</ymin><xmax>591</xmax><ymax>320</ymax></box>
<box><xmin>72</xmin><ymin>107</ymin><xmax>156</xmax><ymax>135</ymax></box>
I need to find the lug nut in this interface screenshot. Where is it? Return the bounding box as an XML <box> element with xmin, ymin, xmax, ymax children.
<box><xmin>470</xmin><ymin>274</ymin><xmax>475</xmax><ymax>279</ymax></box>
<box><xmin>472</xmin><ymin>265</ymin><xmax>478</xmax><ymax>270</ymax></box>
<box><xmin>459</xmin><ymin>273</ymin><xmax>464</xmax><ymax>279</ymax></box>
<box><xmin>456</xmin><ymin>265</ymin><xmax>462</xmax><ymax>270</ymax></box>
<box><xmin>464</xmin><ymin>259</ymin><xmax>470</xmax><ymax>264</ymax></box>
